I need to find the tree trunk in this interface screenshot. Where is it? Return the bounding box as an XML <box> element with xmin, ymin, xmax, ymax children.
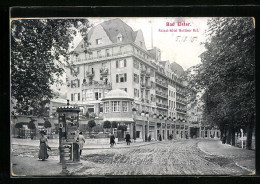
<box><xmin>226</xmin><ymin>129</ymin><xmax>231</xmax><ymax>145</ymax></box>
<box><xmin>231</xmin><ymin>129</ymin><xmax>236</xmax><ymax>146</ymax></box>
<box><xmin>246</xmin><ymin>116</ymin><xmax>254</xmax><ymax>150</ymax></box>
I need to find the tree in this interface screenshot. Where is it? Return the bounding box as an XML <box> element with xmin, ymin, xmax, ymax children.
<box><xmin>189</xmin><ymin>18</ymin><xmax>255</xmax><ymax>149</ymax></box>
<box><xmin>88</xmin><ymin>120</ymin><xmax>96</xmax><ymax>133</ymax></box>
<box><xmin>11</xmin><ymin>18</ymin><xmax>91</xmax><ymax>116</ymax></box>
<box><xmin>15</xmin><ymin>122</ymin><xmax>24</xmax><ymax>138</ymax></box>
<box><xmin>103</xmin><ymin>120</ymin><xmax>111</xmax><ymax>133</ymax></box>
<box><xmin>44</xmin><ymin>119</ymin><xmax>52</xmax><ymax>135</ymax></box>
<box><xmin>28</xmin><ymin>120</ymin><xmax>36</xmax><ymax>139</ymax></box>
<box><xmin>118</xmin><ymin>125</ymin><xmax>127</xmax><ymax>132</ymax></box>
<box><xmin>112</xmin><ymin>121</ymin><xmax>118</xmax><ymax>128</ymax></box>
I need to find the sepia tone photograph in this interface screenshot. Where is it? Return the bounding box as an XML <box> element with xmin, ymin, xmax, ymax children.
<box><xmin>10</xmin><ymin>17</ymin><xmax>255</xmax><ymax>176</ymax></box>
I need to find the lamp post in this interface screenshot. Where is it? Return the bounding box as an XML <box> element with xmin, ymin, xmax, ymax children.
<box><xmin>132</xmin><ymin>108</ymin><xmax>137</xmax><ymax>142</ymax></box>
<box><xmin>141</xmin><ymin>111</ymin><xmax>145</xmax><ymax>141</ymax></box>
<box><xmin>164</xmin><ymin>116</ymin><xmax>167</xmax><ymax>140</ymax></box>
<box><xmin>146</xmin><ymin>112</ymin><xmax>149</xmax><ymax>142</ymax></box>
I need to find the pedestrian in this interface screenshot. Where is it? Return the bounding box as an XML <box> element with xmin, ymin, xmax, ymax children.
<box><xmin>159</xmin><ymin>134</ymin><xmax>162</xmax><ymax>141</ymax></box>
<box><xmin>110</xmin><ymin>134</ymin><xmax>115</xmax><ymax>147</ymax></box>
<box><xmin>78</xmin><ymin>132</ymin><xmax>85</xmax><ymax>155</ymax></box>
<box><xmin>125</xmin><ymin>132</ymin><xmax>131</xmax><ymax>145</ymax></box>
<box><xmin>148</xmin><ymin>134</ymin><xmax>151</xmax><ymax>142</ymax></box>
<box><xmin>38</xmin><ymin>130</ymin><xmax>49</xmax><ymax>161</ymax></box>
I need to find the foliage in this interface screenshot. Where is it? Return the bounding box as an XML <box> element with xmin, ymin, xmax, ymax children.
<box><xmin>111</xmin><ymin>121</ymin><xmax>118</xmax><ymax>128</ymax></box>
<box><xmin>15</xmin><ymin>122</ymin><xmax>23</xmax><ymax>129</ymax></box>
<box><xmin>117</xmin><ymin>125</ymin><xmax>127</xmax><ymax>132</ymax></box>
<box><xmin>188</xmin><ymin>18</ymin><xmax>255</xmax><ymax>148</ymax></box>
<box><xmin>28</xmin><ymin>120</ymin><xmax>36</xmax><ymax>129</ymax></box>
<box><xmin>44</xmin><ymin>120</ymin><xmax>52</xmax><ymax>128</ymax></box>
<box><xmin>93</xmin><ymin>124</ymin><xmax>104</xmax><ymax>133</ymax></box>
<box><xmin>11</xmin><ymin>18</ymin><xmax>91</xmax><ymax>116</ymax></box>
<box><xmin>88</xmin><ymin>120</ymin><xmax>96</xmax><ymax>129</ymax></box>
<box><xmin>103</xmin><ymin>121</ymin><xmax>111</xmax><ymax>129</ymax></box>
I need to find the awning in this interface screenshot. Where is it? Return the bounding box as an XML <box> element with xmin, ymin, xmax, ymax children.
<box><xmin>103</xmin><ymin>117</ymin><xmax>134</xmax><ymax>122</ymax></box>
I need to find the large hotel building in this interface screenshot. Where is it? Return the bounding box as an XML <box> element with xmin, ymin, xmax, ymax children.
<box><xmin>65</xmin><ymin>18</ymin><xmax>201</xmax><ymax>141</ymax></box>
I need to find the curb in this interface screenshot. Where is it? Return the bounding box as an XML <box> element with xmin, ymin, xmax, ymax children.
<box><xmin>235</xmin><ymin>162</ymin><xmax>255</xmax><ymax>173</ymax></box>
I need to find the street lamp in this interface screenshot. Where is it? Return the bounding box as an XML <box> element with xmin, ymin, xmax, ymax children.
<box><xmin>164</xmin><ymin>115</ymin><xmax>168</xmax><ymax>140</ymax></box>
<box><xmin>132</xmin><ymin>108</ymin><xmax>137</xmax><ymax>141</ymax></box>
<box><xmin>146</xmin><ymin>112</ymin><xmax>149</xmax><ymax>142</ymax></box>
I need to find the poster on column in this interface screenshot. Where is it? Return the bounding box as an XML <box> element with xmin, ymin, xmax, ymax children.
<box><xmin>10</xmin><ymin>7</ymin><xmax>256</xmax><ymax>177</ymax></box>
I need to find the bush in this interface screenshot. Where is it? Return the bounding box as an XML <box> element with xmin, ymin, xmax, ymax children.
<box><xmin>28</xmin><ymin>120</ymin><xmax>36</xmax><ymax>130</ymax></box>
<box><xmin>118</xmin><ymin>125</ymin><xmax>127</xmax><ymax>132</ymax></box>
<box><xmin>15</xmin><ymin>122</ymin><xmax>23</xmax><ymax>129</ymax></box>
<box><xmin>88</xmin><ymin>120</ymin><xmax>96</xmax><ymax>129</ymax></box>
<box><xmin>112</xmin><ymin>121</ymin><xmax>118</xmax><ymax>128</ymax></box>
<box><xmin>103</xmin><ymin>121</ymin><xmax>111</xmax><ymax>129</ymax></box>
<box><xmin>44</xmin><ymin>120</ymin><xmax>52</xmax><ymax>128</ymax></box>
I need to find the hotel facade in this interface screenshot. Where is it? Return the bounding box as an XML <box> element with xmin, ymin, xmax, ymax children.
<box><xmin>65</xmin><ymin>18</ymin><xmax>193</xmax><ymax>141</ymax></box>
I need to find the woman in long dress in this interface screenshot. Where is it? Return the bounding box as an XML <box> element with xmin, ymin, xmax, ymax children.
<box><xmin>38</xmin><ymin>130</ymin><xmax>49</xmax><ymax>161</ymax></box>
<box><xmin>78</xmin><ymin>132</ymin><xmax>85</xmax><ymax>155</ymax></box>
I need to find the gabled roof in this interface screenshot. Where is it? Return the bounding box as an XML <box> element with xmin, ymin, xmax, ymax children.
<box><xmin>100</xmin><ymin>18</ymin><xmax>138</xmax><ymax>43</ymax></box>
<box><xmin>74</xmin><ymin>18</ymin><xmax>140</xmax><ymax>52</ymax></box>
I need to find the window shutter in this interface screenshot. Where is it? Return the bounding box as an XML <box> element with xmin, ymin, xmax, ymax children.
<box><xmin>71</xmin><ymin>94</ymin><xmax>74</xmax><ymax>101</ymax></box>
<box><xmin>124</xmin><ymin>73</ymin><xmax>127</xmax><ymax>82</ymax></box>
<box><xmin>116</xmin><ymin>74</ymin><xmax>118</xmax><ymax>83</ymax></box>
<box><xmin>116</xmin><ymin>60</ymin><xmax>118</xmax><ymax>68</ymax></box>
<box><xmin>124</xmin><ymin>59</ymin><xmax>126</xmax><ymax>67</ymax></box>
<box><xmin>78</xmin><ymin>93</ymin><xmax>80</xmax><ymax>101</ymax></box>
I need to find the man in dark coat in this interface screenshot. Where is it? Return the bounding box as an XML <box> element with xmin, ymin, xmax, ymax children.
<box><xmin>125</xmin><ymin>132</ymin><xmax>131</xmax><ymax>145</ymax></box>
<box><xmin>110</xmin><ymin>134</ymin><xmax>115</xmax><ymax>147</ymax></box>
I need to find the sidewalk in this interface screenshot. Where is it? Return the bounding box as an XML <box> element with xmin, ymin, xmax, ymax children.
<box><xmin>11</xmin><ymin>138</ymin><xmax>158</xmax><ymax>149</ymax></box>
<box><xmin>198</xmin><ymin>139</ymin><xmax>255</xmax><ymax>173</ymax></box>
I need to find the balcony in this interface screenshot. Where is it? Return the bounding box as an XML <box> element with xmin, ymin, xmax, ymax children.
<box><xmin>82</xmin><ymin>81</ymin><xmax>112</xmax><ymax>90</ymax></box>
<box><xmin>156</xmin><ymin>103</ymin><xmax>168</xmax><ymax>110</ymax></box>
<box><xmin>155</xmin><ymin>78</ymin><xmax>168</xmax><ymax>89</ymax></box>
<box><xmin>100</xmin><ymin>68</ymin><xmax>109</xmax><ymax>76</ymax></box>
<box><xmin>141</xmin><ymin>82</ymin><xmax>145</xmax><ymax>88</ymax></box>
<box><xmin>145</xmin><ymin>83</ymin><xmax>152</xmax><ymax>90</ymax></box>
<box><xmin>176</xmin><ymin>108</ymin><xmax>187</xmax><ymax>114</ymax></box>
<box><xmin>145</xmin><ymin>71</ymin><xmax>150</xmax><ymax>78</ymax></box>
<box><xmin>155</xmin><ymin>90</ymin><xmax>168</xmax><ymax>99</ymax></box>
<box><xmin>86</xmin><ymin>71</ymin><xmax>95</xmax><ymax>77</ymax></box>
<box><xmin>176</xmin><ymin>98</ymin><xmax>186</xmax><ymax>105</ymax></box>
<box><xmin>140</xmin><ymin>69</ymin><xmax>146</xmax><ymax>76</ymax></box>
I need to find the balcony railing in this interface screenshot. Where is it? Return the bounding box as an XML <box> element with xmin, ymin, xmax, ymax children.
<box><xmin>82</xmin><ymin>81</ymin><xmax>112</xmax><ymax>90</ymax></box>
<box><xmin>100</xmin><ymin>68</ymin><xmax>109</xmax><ymax>76</ymax></box>
<box><xmin>156</xmin><ymin>103</ymin><xmax>168</xmax><ymax>109</ymax></box>
<box><xmin>86</xmin><ymin>71</ymin><xmax>95</xmax><ymax>77</ymax></box>
<box><xmin>155</xmin><ymin>78</ymin><xmax>168</xmax><ymax>88</ymax></box>
<box><xmin>155</xmin><ymin>91</ymin><xmax>168</xmax><ymax>99</ymax></box>
<box><xmin>176</xmin><ymin>108</ymin><xmax>187</xmax><ymax>113</ymax></box>
<box><xmin>71</xmin><ymin>50</ymin><xmax>156</xmax><ymax>68</ymax></box>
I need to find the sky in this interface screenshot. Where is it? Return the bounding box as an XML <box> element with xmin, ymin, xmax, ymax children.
<box><xmin>73</xmin><ymin>17</ymin><xmax>210</xmax><ymax>70</ymax></box>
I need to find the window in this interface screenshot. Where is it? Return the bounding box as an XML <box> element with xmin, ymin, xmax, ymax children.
<box><xmin>140</xmin><ymin>41</ymin><xmax>143</xmax><ymax>47</ymax></box>
<box><xmin>112</xmin><ymin>101</ymin><xmax>120</xmax><ymax>112</ymax></box>
<box><xmin>116</xmin><ymin>73</ymin><xmax>127</xmax><ymax>83</ymax></box>
<box><xmin>71</xmin><ymin>94</ymin><xmax>74</xmax><ymax>101</ymax></box>
<box><xmin>97</xmin><ymin>50</ymin><xmax>101</xmax><ymax>57</ymax></box>
<box><xmin>134</xmin><ymin>60</ymin><xmax>139</xmax><ymax>69</ymax></box>
<box><xmin>106</xmin><ymin>49</ymin><xmax>110</xmax><ymax>57</ymax></box>
<box><xmin>117</xmin><ymin>35</ymin><xmax>122</xmax><ymax>42</ymax></box>
<box><xmin>99</xmin><ymin>93</ymin><xmax>102</xmax><ymax>98</ymax></box>
<box><xmin>116</xmin><ymin>59</ymin><xmax>126</xmax><ymax>68</ymax></box>
<box><xmin>122</xmin><ymin>101</ymin><xmax>128</xmax><ymax>112</ymax></box>
<box><xmin>120</xmin><ymin>88</ymin><xmax>127</xmax><ymax>92</ymax></box>
<box><xmin>96</xmin><ymin>38</ymin><xmax>102</xmax><ymax>45</ymax></box>
<box><xmin>134</xmin><ymin>74</ymin><xmax>139</xmax><ymax>83</ymax></box>
<box><xmin>78</xmin><ymin>93</ymin><xmax>80</xmax><ymax>101</ymax></box>
<box><xmin>119</xmin><ymin>46</ymin><xmax>123</xmax><ymax>52</ymax></box>
<box><xmin>104</xmin><ymin>102</ymin><xmax>109</xmax><ymax>113</ymax></box>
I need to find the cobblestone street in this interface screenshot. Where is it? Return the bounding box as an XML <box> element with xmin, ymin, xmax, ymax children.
<box><xmin>11</xmin><ymin>139</ymin><xmax>255</xmax><ymax>176</ymax></box>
